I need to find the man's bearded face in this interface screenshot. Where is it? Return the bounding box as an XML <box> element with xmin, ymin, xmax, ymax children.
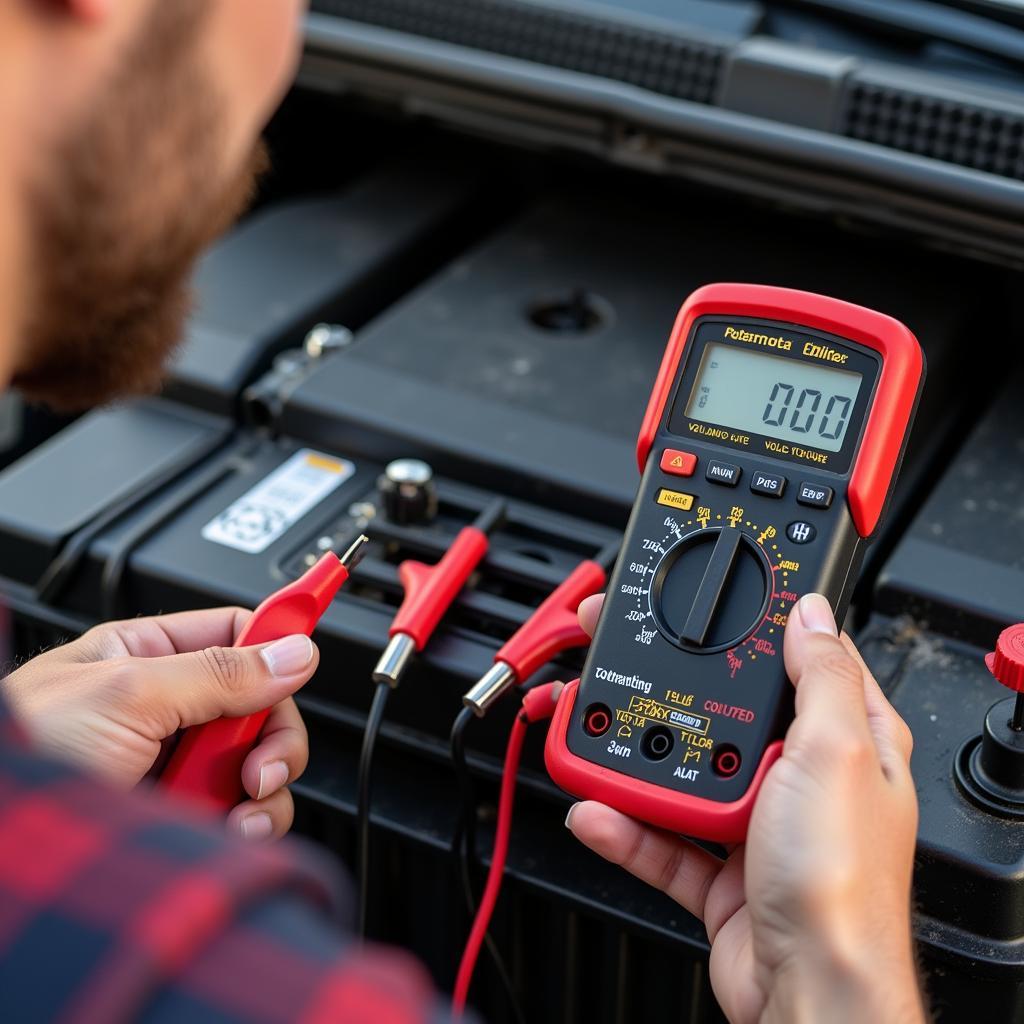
<box><xmin>15</xmin><ymin>2</ymin><xmax>267</xmax><ymax>411</ymax></box>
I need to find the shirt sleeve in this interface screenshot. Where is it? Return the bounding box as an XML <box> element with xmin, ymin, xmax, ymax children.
<box><xmin>0</xmin><ymin>706</ymin><xmax>455</xmax><ymax>1024</ymax></box>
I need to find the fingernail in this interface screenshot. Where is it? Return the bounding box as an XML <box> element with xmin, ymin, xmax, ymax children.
<box><xmin>257</xmin><ymin>760</ymin><xmax>289</xmax><ymax>801</ymax></box>
<box><xmin>564</xmin><ymin>802</ymin><xmax>580</xmax><ymax>830</ymax></box>
<box><xmin>797</xmin><ymin>593</ymin><xmax>838</xmax><ymax>636</ymax></box>
<box><xmin>240</xmin><ymin>812</ymin><xmax>273</xmax><ymax>841</ymax></box>
<box><xmin>260</xmin><ymin>635</ymin><xmax>313</xmax><ymax>676</ymax></box>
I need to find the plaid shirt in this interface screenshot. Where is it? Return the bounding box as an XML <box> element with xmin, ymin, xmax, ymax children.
<box><xmin>0</xmin><ymin>707</ymin><xmax>450</xmax><ymax>1024</ymax></box>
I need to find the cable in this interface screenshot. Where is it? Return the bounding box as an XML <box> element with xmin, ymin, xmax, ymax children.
<box><xmin>356</xmin><ymin>679</ymin><xmax>391</xmax><ymax>939</ymax></box>
<box><xmin>453</xmin><ymin>683</ymin><xmax>559</xmax><ymax>1019</ymax></box>
<box><xmin>449</xmin><ymin>709</ymin><xmax>525</xmax><ymax>1024</ymax></box>
<box><xmin>453</xmin><ymin>711</ymin><xmax>527</xmax><ymax>1018</ymax></box>
<box><xmin>450</xmin><ymin>706</ymin><xmax>479</xmax><ymax>904</ymax></box>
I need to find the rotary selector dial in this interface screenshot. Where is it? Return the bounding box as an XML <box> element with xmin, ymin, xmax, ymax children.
<box><xmin>623</xmin><ymin>504</ymin><xmax>799</xmax><ymax>669</ymax></box>
<box><xmin>652</xmin><ymin>527</ymin><xmax>771</xmax><ymax>652</ymax></box>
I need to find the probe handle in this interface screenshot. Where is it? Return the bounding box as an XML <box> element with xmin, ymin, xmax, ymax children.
<box><xmin>391</xmin><ymin>526</ymin><xmax>489</xmax><ymax>649</ymax></box>
<box><xmin>160</xmin><ymin>552</ymin><xmax>355</xmax><ymax>812</ymax></box>
<box><xmin>497</xmin><ymin>560</ymin><xmax>607</xmax><ymax>681</ymax></box>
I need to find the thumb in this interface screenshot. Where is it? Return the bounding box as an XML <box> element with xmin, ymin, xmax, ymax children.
<box><xmin>136</xmin><ymin>634</ymin><xmax>319</xmax><ymax>729</ymax></box>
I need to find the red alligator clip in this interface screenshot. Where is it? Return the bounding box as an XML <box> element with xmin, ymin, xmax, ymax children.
<box><xmin>462</xmin><ymin>558</ymin><xmax>609</xmax><ymax>715</ymax></box>
<box><xmin>160</xmin><ymin>535</ymin><xmax>368</xmax><ymax>811</ymax></box>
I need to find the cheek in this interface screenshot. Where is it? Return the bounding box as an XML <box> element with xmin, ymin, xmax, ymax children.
<box><xmin>208</xmin><ymin>0</ymin><xmax>305</xmax><ymax>134</ymax></box>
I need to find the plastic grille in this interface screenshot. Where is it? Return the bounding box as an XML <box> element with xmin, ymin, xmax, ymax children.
<box><xmin>843</xmin><ymin>81</ymin><xmax>1024</xmax><ymax>181</ymax></box>
<box><xmin>310</xmin><ymin>0</ymin><xmax>724</xmax><ymax>104</ymax></box>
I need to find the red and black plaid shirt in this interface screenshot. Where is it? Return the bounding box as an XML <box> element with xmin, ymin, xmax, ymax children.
<box><xmin>0</xmin><ymin>707</ymin><xmax>452</xmax><ymax>1023</ymax></box>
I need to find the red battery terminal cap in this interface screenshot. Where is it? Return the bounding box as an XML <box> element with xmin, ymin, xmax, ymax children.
<box><xmin>985</xmin><ymin>624</ymin><xmax>1024</xmax><ymax>694</ymax></box>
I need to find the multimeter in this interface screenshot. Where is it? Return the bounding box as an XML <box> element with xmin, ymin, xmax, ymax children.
<box><xmin>545</xmin><ymin>283</ymin><xmax>924</xmax><ymax>843</ymax></box>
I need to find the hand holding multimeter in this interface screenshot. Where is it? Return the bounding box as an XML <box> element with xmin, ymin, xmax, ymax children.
<box><xmin>546</xmin><ymin>283</ymin><xmax>925</xmax><ymax>842</ymax></box>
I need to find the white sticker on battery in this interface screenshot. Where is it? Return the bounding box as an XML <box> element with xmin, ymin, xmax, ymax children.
<box><xmin>201</xmin><ymin>449</ymin><xmax>354</xmax><ymax>554</ymax></box>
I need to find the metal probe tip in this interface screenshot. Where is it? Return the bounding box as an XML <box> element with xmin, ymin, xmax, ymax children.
<box><xmin>340</xmin><ymin>534</ymin><xmax>370</xmax><ymax>571</ymax></box>
<box><xmin>462</xmin><ymin>661</ymin><xmax>518</xmax><ymax>717</ymax></box>
<box><xmin>372</xmin><ymin>632</ymin><xmax>417</xmax><ymax>687</ymax></box>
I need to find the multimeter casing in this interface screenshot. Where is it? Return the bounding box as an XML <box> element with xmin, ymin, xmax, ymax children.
<box><xmin>545</xmin><ymin>283</ymin><xmax>924</xmax><ymax>843</ymax></box>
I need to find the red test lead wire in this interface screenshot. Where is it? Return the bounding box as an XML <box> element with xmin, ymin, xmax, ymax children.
<box><xmin>462</xmin><ymin>558</ymin><xmax>609</xmax><ymax>716</ymax></box>
<box><xmin>452</xmin><ymin>682</ymin><xmax>560</xmax><ymax>1018</ymax></box>
<box><xmin>160</xmin><ymin>535</ymin><xmax>369</xmax><ymax>811</ymax></box>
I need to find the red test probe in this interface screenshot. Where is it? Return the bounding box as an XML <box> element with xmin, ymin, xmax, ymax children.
<box><xmin>356</xmin><ymin>501</ymin><xmax>506</xmax><ymax>937</ymax></box>
<box><xmin>462</xmin><ymin>543</ymin><xmax>617</xmax><ymax>716</ymax></box>
<box><xmin>372</xmin><ymin>500</ymin><xmax>506</xmax><ymax>688</ymax></box>
<box><xmin>160</xmin><ymin>535</ymin><xmax>369</xmax><ymax>811</ymax></box>
<box><xmin>452</xmin><ymin>682</ymin><xmax>560</xmax><ymax>1018</ymax></box>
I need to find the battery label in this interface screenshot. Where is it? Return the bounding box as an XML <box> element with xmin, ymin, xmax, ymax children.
<box><xmin>202</xmin><ymin>449</ymin><xmax>354</xmax><ymax>554</ymax></box>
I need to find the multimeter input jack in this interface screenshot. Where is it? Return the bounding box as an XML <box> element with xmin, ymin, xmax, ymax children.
<box><xmin>712</xmin><ymin>745</ymin><xmax>742</xmax><ymax>778</ymax></box>
<box><xmin>583</xmin><ymin>703</ymin><xmax>612</xmax><ymax>737</ymax></box>
<box><xmin>640</xmin><ymin>726</ymin><xmax>674</xmax><ymax>762</ymax></box>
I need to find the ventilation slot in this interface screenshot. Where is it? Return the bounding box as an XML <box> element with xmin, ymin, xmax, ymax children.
<box><xmin>310</xmin><ymin>0</ymin><xmax>724</xmax><ymax>105</ymax></box>
<box><xmin>843</xmin><ymin>81</ymin><xmax>1024</xmax><ymax>181</ymax></box>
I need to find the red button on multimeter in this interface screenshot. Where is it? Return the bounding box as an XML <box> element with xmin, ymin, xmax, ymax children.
<box><xmin>545</xmin><ymin>283</ymin><xmax>924</xmax><ymax>843</ymax></box>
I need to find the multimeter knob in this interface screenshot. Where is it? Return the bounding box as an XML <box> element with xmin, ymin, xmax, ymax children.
<box><xmin>651</xmin><ymin>528</ymin><xmax>771</xmax><ymax>653</ymax></box>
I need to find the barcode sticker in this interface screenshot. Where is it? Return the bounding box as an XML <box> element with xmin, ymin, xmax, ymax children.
<box><xmin>202</xmin><ymin>449</ymin><xmax>354</xmax><ymax>554</ymax></box>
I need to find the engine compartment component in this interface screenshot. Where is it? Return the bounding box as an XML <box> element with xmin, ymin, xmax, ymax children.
<box><xmin>1</xmin><ymin>70</ymin><xmax>1023</xmax><ymax>1020</ymax></box>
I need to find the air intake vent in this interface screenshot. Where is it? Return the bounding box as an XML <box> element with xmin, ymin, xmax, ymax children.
<box><xmin>843</xmin><ymin>80</ymin><xmax>1024</xmax><ymax>181</ymax></box>
<box><xmin>309</xmin><ymin>0</ymin><xmax>725</xmax><ymax>104</ymax></box>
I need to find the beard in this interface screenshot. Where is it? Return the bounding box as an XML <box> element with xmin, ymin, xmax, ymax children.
<box><xmin>15</xmin><ymin>2</ymin><xmax>267</xmax><ymax>412</ymax></box>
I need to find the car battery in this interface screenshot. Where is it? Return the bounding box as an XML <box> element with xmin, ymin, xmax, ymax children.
<box><xmin>164</xmin><ymin>161</ymin><xmax>487</xmax><ymax>417</ymax></box>
<box><xmin>858</xmin><ymin>618</ymin><xmax>1024</xmax><ymax>1021</ymax></box>
<box><xmin>875</xmin><ymin>367</ymin><xmax>1024</xmax><ymax>647</ymax></box>
<box><xmin>0</xmin><ymin>399</ymin><xmax>229</xmax><ymax>612</ymax></box>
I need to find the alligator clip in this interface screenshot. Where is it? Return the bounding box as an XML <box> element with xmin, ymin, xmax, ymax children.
<box><xmin>160</xmin><ymin>535</ymin><xmax>369</xmax><ymax>811</ymax></box>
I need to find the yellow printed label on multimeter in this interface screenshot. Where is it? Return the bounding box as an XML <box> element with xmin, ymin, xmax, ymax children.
<box><xmin>656</xmin><ymin>489</ymin><xmax>695</xmax><ymax>511</ymax></box>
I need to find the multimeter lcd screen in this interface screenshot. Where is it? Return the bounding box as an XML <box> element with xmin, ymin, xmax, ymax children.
<box><xmin>685</xmin><ymin>343</ymin><xmax>864</xmax><ymax>452</ymax></box>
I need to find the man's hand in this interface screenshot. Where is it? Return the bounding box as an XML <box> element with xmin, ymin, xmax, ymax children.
<box><xmin>566</xmin><ymin>593</ymin><xmax>925</xmax><ymax>1024</ymax></box>
<box><xmin>2</xmin><ymin>607</ymin><xmax>317</xmax><ymax>842</ymax></box>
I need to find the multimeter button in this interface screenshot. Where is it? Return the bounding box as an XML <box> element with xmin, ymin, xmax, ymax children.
<box><xmin>797</xmin><ymin>482</ymin><xmax>834</xmax><ymax>509</ymax></box>
<box><xmin>660</xmin><ymin>449</ymin><xmax>697</xmax><ymax>477</ymax></box>
<box><xmin>657</xmin><ymin>488</ymin><xmax>695</xmax><ymax>511</ymax></box>
<box><xmin>705</xmin><ymin>461</ymin><xmax>741</xmax><ymax>487</ymax></box>
<box><xmin>750</xmin><ymin>471</ymin><xmax>787</xmax><ymax>498</ymax></box>
<box><xmin>787</xmin><ymin>521</ymin><xmax>817</xmax><ymax>544</ymax></box>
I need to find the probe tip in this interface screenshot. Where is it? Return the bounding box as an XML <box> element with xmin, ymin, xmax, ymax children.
<box><xmin>340</xmin><ymin>534</ymin><xmax>371</xmax><ymax>571</ymax></box>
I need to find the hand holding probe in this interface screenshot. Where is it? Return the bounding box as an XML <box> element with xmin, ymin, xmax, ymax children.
<box><xmin>160</xmin><ymin>535</ymin><xmax>369</xmax><ymax>811</ymax></box>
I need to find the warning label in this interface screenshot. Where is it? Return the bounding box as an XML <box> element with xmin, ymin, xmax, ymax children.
<box><xmin>202</xmin><ymin>449</ymin><xmax>354</xmax><ymax>554</ymax></box>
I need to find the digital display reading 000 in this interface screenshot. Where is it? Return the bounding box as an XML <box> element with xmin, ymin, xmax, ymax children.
<box><xmin>685</xmin><ymin>343</ymin><xmax>864</xmax><ymax>453</ymax></box>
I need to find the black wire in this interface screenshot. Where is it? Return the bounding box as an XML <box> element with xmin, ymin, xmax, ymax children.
<box><xmin>356</xmin><ymin>680</ymin><xmax>391</xmax><ymax>939</ymax></box>
<box><xmin>449</xmin><ymin>707</ymin><xmax>526</xmax><ymax>1024</ymax></box>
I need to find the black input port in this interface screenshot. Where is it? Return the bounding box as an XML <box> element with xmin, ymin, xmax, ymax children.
<box><xmin>713</xmin><ymin>745</ymin><xmax>742</xmax><ymax>778</ymax></box>
<box><xmin>641</xmin><ymin>726</ymin><xmax>674</xmax><ymax>761</ymax></box>
<box><xmin>583</xmin><ymin>703</ymin><xmax>612</xmax><ymax>737</ymax></box>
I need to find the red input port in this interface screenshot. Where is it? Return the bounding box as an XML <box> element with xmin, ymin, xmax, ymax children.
<box><xmin>583</xmin><ymin>703</ymin><xmax>612</xmax><ymax>737</ymax></box>
<box><xmin>712</xmin><ymin>745</ymin><xmax>742</xmax><ymax>778</ymax></box>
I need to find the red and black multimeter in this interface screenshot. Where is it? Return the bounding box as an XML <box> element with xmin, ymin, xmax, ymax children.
<box><xmin>545</xmin><ymin>283</ymin><xmax>924</xmax><ymax>843</ymax></box>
